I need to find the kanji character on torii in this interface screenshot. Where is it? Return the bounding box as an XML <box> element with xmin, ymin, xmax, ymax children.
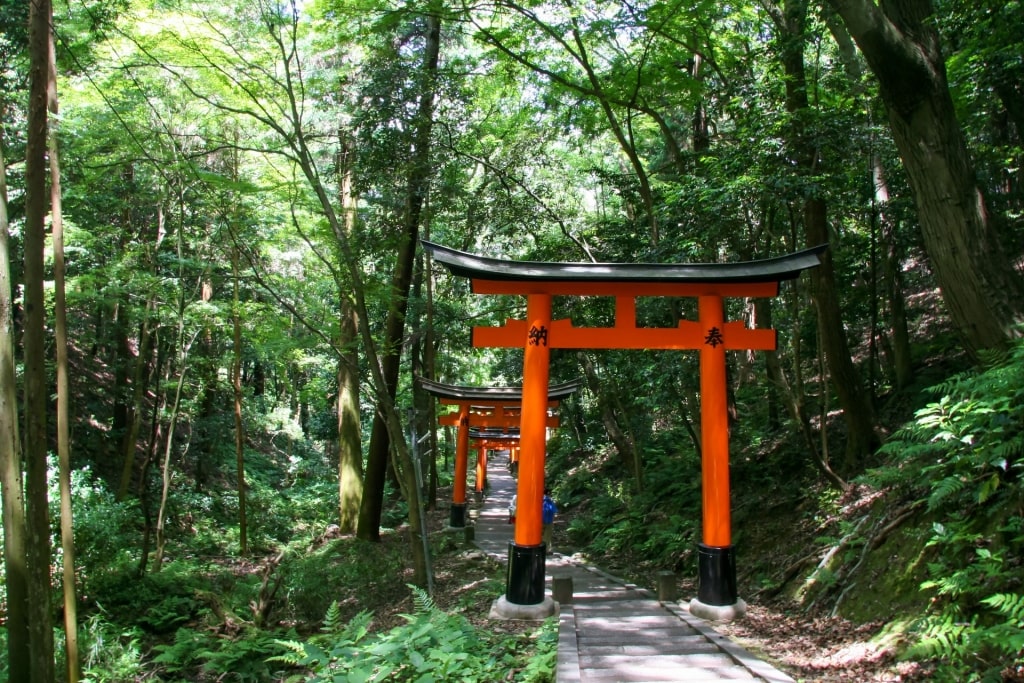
<box><xmin>423</xmin><ymin>240</ymin><xmax>825</xmax><ymax>621</ymax></box>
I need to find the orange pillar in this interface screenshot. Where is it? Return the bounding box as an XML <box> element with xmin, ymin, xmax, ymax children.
<box><xmin>450</xmin><ymin>406</ymin><xmax>470</xmax><ymax>527</ymax></box>
<box><xmin>697</xmin><ymin>294</ymin><xmax>737</xmax><ymax>606</ymax></box>
<box><xmin>474</xmin><ymin>445</ymin><xmax>487</xmax><ymax>493</ymax></box>
<box><xmin>507</xmin><ymin>293</ymin><xmax>551</xmax><ymax>605</ymax></box>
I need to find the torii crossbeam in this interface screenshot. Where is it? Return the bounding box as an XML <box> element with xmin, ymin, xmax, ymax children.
<box><xmin>423</xmin><ymin>240</ymin><xmax>825</xmax><ymax>621</ymax></box>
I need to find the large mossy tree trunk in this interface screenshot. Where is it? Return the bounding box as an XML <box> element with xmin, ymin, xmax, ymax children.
<box><xmin>828</xmin><ymin>0</ymin><xmax>1024</xmax><ymax>357</ymax></box>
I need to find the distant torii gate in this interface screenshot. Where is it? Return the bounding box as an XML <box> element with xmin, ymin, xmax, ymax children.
<box><xmin>423</xmin><ymin>240</ymin><xmax>824</xmax><ymax>620</ymax></box>
<box><xmin>418</xmin><ymin>377</ymin><xmax>579</xmax><ymax>528</ymax></box>
<box><xmin>468</xmin><ymin>428</ymin><xmax>521</xmax><ymax>495</ymax></box>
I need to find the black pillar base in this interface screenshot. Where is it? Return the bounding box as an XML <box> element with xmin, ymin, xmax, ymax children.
<box><xmin>449</xmin><ymin>503</ymin><xmax>467</xmax><ymax>528</ymax></box>
<box><xmin>697</xmin><ymin>543</ymin><xmax>738</xmax><ymax>606</ymax></box>
<box><xmin>505</xmin><ymin>542</ymin><xmax>546</xmax><ymax>605</ymax></box>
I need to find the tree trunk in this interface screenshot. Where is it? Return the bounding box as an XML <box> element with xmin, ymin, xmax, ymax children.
<box><xmin>25</xmin><ymin>0</ymin><xmax>56</xmax><ymax>677</ymax></box>
<box><xmin>136</xmin><ymin>336</ymin><xmax>168</xmax><ymax>577</ymax></box>
<box><xmin>775</xmin><ymin>0</ymin><xmax>879</xmax><ymax>472</ymax></box>
<box><xmin>757</xmin><ymin>300</ymin><xmax>848</xmax><ymax>490</ymax></box>
<box><xmin>117</xmin><ymin>297</ymin><xmax>155</xmax><ymax>501</ymax></box>
<box><xmin>873</xmin><ymin>155</ymin><xmax>914</xmax><ymax>389</ymax></box>
<box><xmin>410</xmin><ymin>253</ymin><xmax>433</xmax><ymax>506</ymax></box>
<box><xmin>357</xmin><ymin>10</ymin><xmax>442</xmax><ymax>544</ymax></box>
<box><xmin>424</xmin><ymin>250</ymin><xmax>439</xmax><ymax>509</ymax></box>
<box><xmin>0</xmin><ymin>98</ymin><xmax>31</xmax><ymax>683</ymax></box>
<box><xmin>827</xmin><ymin>0</ymin><xmax>1024</xmax><ymax>357</ymax></box>
<box><xmin>232</xmin><ymin>245</ymin><xmax>248</xmax><ymax>555</ymax></box>
<box><xmin>152</xmin><ymin>335</ymin><xmax>193</xmax><ymax>573</ymax></box>
<box><xmin>48</xmin><ymin>31</ymin><xmax>80</xmax><ymax>680</ymax></box>
<box><xmin>336</xmin><ymin>130</ymin><xmax>362</xmax><ymax>533</ymax></box>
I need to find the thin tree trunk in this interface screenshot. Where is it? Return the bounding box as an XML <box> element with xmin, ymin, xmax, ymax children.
<box><xmin>336</xmin><ymin>130</ymin><xmax>362</xmax><ymax>534</ymax></box>
<box><xmin>232</xmin><ymin>244</ymin><xmax>248</xmax><ymax>555</ymax></box>
<box><xmin>357</xmin><ymin>10</ymin><xmax>442</xmax><ymax>547</ymax></box>
<box><xmin>0</xmin><ymin>97</ymin><xmax>31</xmax><ymax>683</ymax></box>
<box><xmin>25</xmin><ymin>0</ymin><xmax>56</xmax><ymax>676</ymax></box>
<box><xmin>153</xmin><ymin>184</ymin><xmax>196</xmax><ymax>572</ymax></box>
<box><xmin>774</xmin><ymin>0</ymin><xmax>879</xmax><ymax>472</ymax></box>
<box><xmin>873</xmin><ymin>157</ymin><xmax>914</xmax><ymax>389</ymax></box>
<box><xmin>410</xmin><ymin>253</ymin><xmax>432</xmax><ymax>506</ymax></box>
<box><xmin>47</xmin><ymin>28</ymin><xmax>80</xmax><ymax>679</ymax></box>
<box><xmin>137</xmin><ymin>335</ymin><xmax>168</xmax><ymax>577</ymax></box>
<box><xmin>578</xmin><ymin>352</ymin><xmax>643</xmax><ymax>490</ymax></box>
<box><xmin>424</xmin><ymin>248</ymin><xmax>439</xmax><ymax>508</ymax></box>
<box><xmin>152</xmin><ymin>332</ymin><xmax>195</xmax><ymax>573</ymax></box>
<box><xmin>117</xmin><ymin>296</ymin><xmax>155</xmax><ymax>501</ymax></box>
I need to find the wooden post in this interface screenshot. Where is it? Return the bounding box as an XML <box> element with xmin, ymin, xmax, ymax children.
<box><xmin>507</xmin><ymin>293</ymin><xmax>552</xmax><ymax>605</ymax></box>
<box><xmin>450</xmin><ymin>405</ymin><xmax>469</xmax><ymax>527</ymax></box>
<box><xmin>474</xmin><ymin>444</ymin><xmax>487</xmax><ymax>497</ymax></box>
<box><xmin>699</xmin><ymin>295</ymin><xmax>730</xmax><ymax>547</ymax></box>
<box><xmin>697</xmin><ymin>294</ymin><xmax>737</xmax><ymax>606</ymax></box>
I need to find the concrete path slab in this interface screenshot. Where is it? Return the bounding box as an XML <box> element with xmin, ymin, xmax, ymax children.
<box><xmin>465</xmin><ymin>453</ymin><xmax>795</xmax><ymax>683</ymax></box>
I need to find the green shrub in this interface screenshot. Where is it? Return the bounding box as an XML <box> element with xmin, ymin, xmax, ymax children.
<box><xmin>152</xmin><ymin>626</ymin><xmax>285</xmax><ymax>681</ymax></box>
<box><xmin>272</xmin><ymin>586</ymin><xmax>556</xmax><ymax>682</ymax></box>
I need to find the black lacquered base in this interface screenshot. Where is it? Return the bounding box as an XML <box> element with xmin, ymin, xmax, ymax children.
<box><xmin>505</xmin><ymin>542</ymin><xmax>547</xmax><ymax>605</ymax></box>
<box><xmin>697</xmin><ymin>543</ymin><xmax>738</xmax><ymax>606</ymax></box>
<box><xmin>449</xmin><ymin>503</ymin><xmax>467</xmax><ymax>528</ymax></box>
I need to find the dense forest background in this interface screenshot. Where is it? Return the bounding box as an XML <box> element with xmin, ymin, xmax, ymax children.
<box><xmin>1</xmin><ymin>0</ymin><xmax>1023</xmax><ymax>680</ymax></box>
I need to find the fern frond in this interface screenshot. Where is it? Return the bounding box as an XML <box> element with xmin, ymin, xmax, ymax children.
<box><xmin>983</xmin><ymin>593</ymin><xmax>1024</xmax><ymax>626</ymax></box>
<box><xmin>340</xmin><ymin>609</ymin><xmax>373</xmax><ymax>644</ymax></box>
<box><xmin>321</xmin><ymin>601</ymin><xmax>343</xmax><ymax>634</ymax></box>
<box><xmin>409</xmin><ymin>584</ymin><xmax>436</xmax><ymax>615</ymax></box>
<box><xmin>927</xmin><ymin>476</ymin><xmax>967</xmax><ymax>511</ymax></box>
<box><xmin>267</xmin><ymin>639</ymin><xmax>329</xmax><ymax>667</ymax></box>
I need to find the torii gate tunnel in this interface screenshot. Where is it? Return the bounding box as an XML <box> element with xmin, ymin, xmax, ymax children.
<box><xmin>468</xmin><ymin>428</ymin><xmax>521</xmax><ymax>496</ymax></box>
<box><xmin>423</xmin><ymin>240</ymin><xmax>825</xmax><ymax>620</ymax></box>
<box><xmin>418</xmin><ymin>377</ymin><xmax>579</xmax><ymax>529</ymax></box>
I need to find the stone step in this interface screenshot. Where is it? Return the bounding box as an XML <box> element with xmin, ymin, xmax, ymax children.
<box><xmin>578</xmin><ymin>641</ymin><xmax>722</xmax><ymax>656</ymax></box>
<box><xmin>581</xmin><ymin>667</ymin><xmax>758</xmax><ymax>682</ymax></box>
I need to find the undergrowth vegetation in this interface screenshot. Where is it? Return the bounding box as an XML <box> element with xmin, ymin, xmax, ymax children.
<box><xmin>0</xmin><ymin>411</ymin><xmax>553</xmax><ymax>682</ymax></box>
<box><xmin>862</xmin><ymin>337</ymin><xmax>1024</xmax><ymax>681</ymax></box>
<box><xmin>272</xmin><ymin>587</ymin><xmax>557</xmax><ymax>682</ymax></box>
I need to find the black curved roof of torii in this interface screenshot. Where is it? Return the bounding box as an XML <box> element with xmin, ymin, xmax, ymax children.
<box><xmin>417</xmin><ymin>376</ymin><xmax>582</xmax><ymax>402</ymax></box>
<box><xmin>421</xmin><ymin>240</ymin><xmax>827</xmax><ymax>284</ymax></box>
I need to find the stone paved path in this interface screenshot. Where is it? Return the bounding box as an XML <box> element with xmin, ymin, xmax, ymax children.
<box><xmin>467</xmin><ymin>455</ymin><xmax>795</xmax><ymax>683</ymax></box>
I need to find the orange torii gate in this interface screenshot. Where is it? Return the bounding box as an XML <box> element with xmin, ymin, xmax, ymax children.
<box><xmin>468</xmin><ymin>428</ymin><xmax>521</xmax><ymax>495</ymax></box>
<box><xmin>423</xmin><ymin>240</ymin><xmax>825</xmax><ymax>620</ymax></box>
<box><xmin>418</xmin><ymin>377</ymin><xmax>579</xmax><ymax>529</ymax></box>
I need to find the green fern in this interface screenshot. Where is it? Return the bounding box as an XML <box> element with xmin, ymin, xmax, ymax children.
<box><xmin>268</xmin><ymin>639</ymin><xmax>330</xmax><ymax>668</ymax></box>
<box><xmin>409</xmin><ymin>584</ymin><xmax>437</xmax><ymax>615</ymax></box>
<box><xmin>926</xmin><ymin>475</ymin><xmax>967</xmax><ymax>511</ymax></box>
<box><xmin>983</xmin><ymin>593</ymin><xmax>1024</xmax><ymax>626</ymax></box>
<box><xmin>867</xmin><ymin>335</ymin><xmax>1024</xmax><ymax>681</ymax></box>
<box><xmin>320</xmin><ymin>600</ymin><xmax>353</xmax><ymax>635</ymax></box>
